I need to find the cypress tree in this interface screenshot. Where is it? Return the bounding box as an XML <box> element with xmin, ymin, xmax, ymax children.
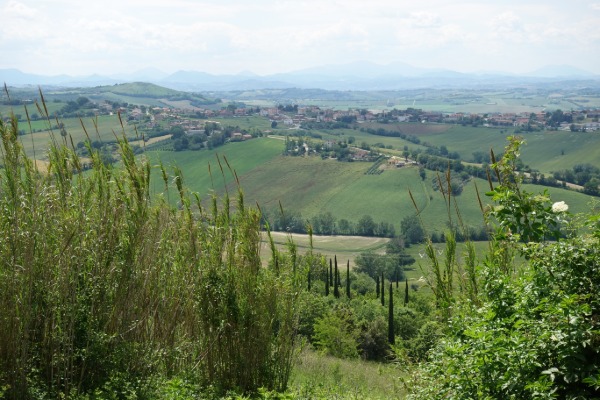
<box><xmin>336</xmin><ymin>259</ymin><xmax>341</xmax><ymax>289</ymax></box>
<box><xmin>376</xmin><ymin>275</ymin><xmax>380</xmax><ymax>298</ymax></box>
<box><xmin>404</xmin><ymin>278</ymin><xmax>409</xmax><ymax>306</ymax></box>
<box><xmin>381</xmin><ymin>272</ymin><xmax>385</xmax><ymax>307</ymax></box>
<box><xmin>334</xmin><ymin>256</ymin><xmax>340</xmax><ymax>298</ymax></box>
<box><xmin>388</xmin><ymin>282</ymin><xmax>395</xmax><ymax>345</ymax></box>
<box><xmin>308</xmin><ymin>267</ymin><xmax>311</xmax><ymax>291</ymax></box>
<box><xmin>329</xmin><ymin>259</ymin><xmax>333</xmax><ymax>288</ymax></box>
<box><xmin>325</xmin><ymin>267</ymin><xmax>329</xmax><ymax>296</ymax></box>
<box><xmin>346</xmin><ymin>260</ymin><xmax>351</xmax><ymax>298</ymax></box>
<box><xmin>395</xmin><ymin>266</ymin><xmax>400</xmax><ymax>288</ymax></box>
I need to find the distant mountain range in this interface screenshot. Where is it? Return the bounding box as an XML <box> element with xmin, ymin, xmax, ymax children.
<box><xmin>1</xmin><ymin>62</ymin><xmax>598</xmax><ymax>91</ymax></box>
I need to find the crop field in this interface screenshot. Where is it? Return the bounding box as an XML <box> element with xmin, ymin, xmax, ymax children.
<box><xmin>147</xmin><ymin>137</ymin><xmax>284</xmax><ymax>200</ymax></box>
<box><xmin>234</xmin><ymin>89</ymin><xmax>600</xmax><ymax>113</ymax></box>
<box><xmin>261</xmin><ymin>231</ymin><xmax>499</xmax><ymax>286</ymax></box>
<box><xmin>13</xmin><ymin>112</ymin><xmax>597</xmax><ymax>239</ymax></box>
<box><xmin>518</xmin><ymin>131</ymin><xmax>600</xmax><ymax>172</ymax></box>
<box><xmin>234</xmin><ymin>155</ymin><xmax>371</xmax><ymax>215</ymax></box>
<box><xmin>217</xmin><ymin>115</ymin><xmax>274</xmax><ymax>131</ymax></box>
<box><xmin>261</xmin><ymin>231</ymin><xmax>389</xmax><ymax>268</ymax></box>
<box><xmin>362</xmin><ymin>122</ymin><xmax>600</xmax><ymax>173</ymax></box>
<box><xmin>239</xmin><ymin>154</ymin><xmax>591</xmax><ymax>236</ymax></box>
<box><xmin>0</xmin><ymin>101</ymin><xmax>64</xmax><ymax>121</ymax></box>
<box><xmin>300</xmin><ymin>126</ymin><xmax>431</xmax><ymax>152</ymax></box>
<box><xmin>149</xmin><ymin>136</ymin><xmax>594</xmax><ymax>236</ymax></box>
<box><xmin>87</xmin><ymin>92</ymin><xmax>167</xmax><ymax>107</ymax></box>
<box><xmin>18</xmin><ymin>115</ymin><xmax>139</xmax><ymax>158</ymax></box>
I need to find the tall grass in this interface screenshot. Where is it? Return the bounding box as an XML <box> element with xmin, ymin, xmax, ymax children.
<box><xmin>409</xmin><ymin>164</ymin><xmax>482</xmax><ymax>317</ymax></box>
<box><xmin>0</xmin><ymin>96</ymin><xmax>300</xmax><ymax>398</ymax></box>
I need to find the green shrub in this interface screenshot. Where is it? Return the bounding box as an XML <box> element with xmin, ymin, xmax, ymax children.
<box><xmin>313</xmin><ymin>309</ymin><xmax>359</xmax><ymax>359</ymax></box>
<box><xmin>408</xmin><ymin>138</ymin><xmax>600</xmax><ymax>399</ymax></box>
<box><xmin>351</xmin><ymin>272</ymin><xmax>376</xmax><ymax>296</ymax></box>
<box><xmin>358</xmin><ymin>317</ymin><xmax>389</xmax><ymax>361</ymax></box>
<box><xmin>297</xmin><ymin>292</ymin><xmax>334</xmax><ymax>341</ymax></box>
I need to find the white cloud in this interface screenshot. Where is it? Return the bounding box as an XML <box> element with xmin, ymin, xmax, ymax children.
<box><xmin>0</xmin><ymin>0</ymin><xmax>599</xmax><ymax>75</ymax></box>
<box><xmin>406</xmin><ymin>12</ymin><xmax>442</xmax><ymax>28</ymax></box>
<box><xmin>2</xmin><ymin>0</ymin><xmax>37</xmax><ymax>19</ymax></box>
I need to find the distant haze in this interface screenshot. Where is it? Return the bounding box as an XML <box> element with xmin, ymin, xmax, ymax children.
<box><xmin>1</xmin><ymin>0</ymin><xmax>599</xmax><ymax>78</ymax></box>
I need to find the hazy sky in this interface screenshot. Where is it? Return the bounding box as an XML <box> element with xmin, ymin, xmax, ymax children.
<box><xmin>1</xmin><ymin>0</ymin><xmax>599</xmax><ymax>76</ymax></box>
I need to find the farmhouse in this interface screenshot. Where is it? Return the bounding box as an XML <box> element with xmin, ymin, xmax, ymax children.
<box><xmin>387</xmin><ymin>156</ymin><xmax>402</xmax><ymax>166</ymax></box>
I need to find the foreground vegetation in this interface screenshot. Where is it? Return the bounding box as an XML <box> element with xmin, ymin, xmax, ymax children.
<box><xmin>408</xmin><ymin>139</ymin><xmax>600</xmax><ymax>399</ymax></box>
<box><xmin>0</xmin><ymin>111</ymin><xmax>301</xmax><ymax>398</ymax></box>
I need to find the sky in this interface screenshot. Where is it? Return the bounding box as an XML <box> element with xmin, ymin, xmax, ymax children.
<box><xmin>1</xmin><ymin>0</ymin><xmax>599</xmax><ymax>76</ymax></box>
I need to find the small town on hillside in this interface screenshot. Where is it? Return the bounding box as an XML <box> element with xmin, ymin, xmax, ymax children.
<box><xmin>123</xmin><ymin>103</ymin><xmax>600</xmax><ymax>133</ymax></box>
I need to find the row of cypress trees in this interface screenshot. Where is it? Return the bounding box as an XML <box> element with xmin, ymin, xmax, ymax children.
<box><xmin>310</xmin><ymin>254</ymin><xmax>412</xmax><ymax>346</ymax></box>
<box><xmin>321</xmin><ymin>255</ymin><xmax>351</xmax><ymax>298</ymax></box>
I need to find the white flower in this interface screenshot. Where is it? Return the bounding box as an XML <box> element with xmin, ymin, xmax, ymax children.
<box><xmin>552</xmin><ymin>201</ymin><xmax>569</xmax><ymax>213</ymax></box>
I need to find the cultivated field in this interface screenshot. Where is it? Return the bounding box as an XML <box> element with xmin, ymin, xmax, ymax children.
<box><xmin>147</xmin><ymin>137</ymin><xmax>595</xmax><ymax>237</ymax></box>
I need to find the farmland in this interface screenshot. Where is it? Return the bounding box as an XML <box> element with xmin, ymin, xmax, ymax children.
<box><xmin>3</xmin><ymin>82</ymin><xmax>598</xmax><ymax>238</ymax></box>
<box><xmin>361</xmin><ymin>122</ymin><xmax>600</xmax><ymax>174</ymax></box>
<box><xmin>221</xmin><ymin>86</ymin><xmax>600</xmax><ymax>114</ymax></box>
<box><xmin>2</xmin><ymin>83</ymin><xmax>600</xmax><ymax>399</ymax></box>
<box><xmin>145</xmin><ymin>139</ymin><xmax>594</xmax><ymax>237</ymax></box>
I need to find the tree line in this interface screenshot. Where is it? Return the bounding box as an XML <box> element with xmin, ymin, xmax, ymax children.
<box><xmin>262</xmin><ymin>210</ymin><xmax>396</xmax><ymax>238</ymax></box>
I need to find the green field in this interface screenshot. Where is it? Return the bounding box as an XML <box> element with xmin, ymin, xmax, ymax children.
<box><xmin>0</xmin><ymin>101</ymin><xmax>64</xmax><ymax>122</ymax></box>
<box><xmin>147</xmin><ymin>137</ymin><xmax>284</xmax><ymax>200</ymax></box>
<box><xmin>147</xmin><ymin>137</ymin><xmax>595</xmax><ymax>237</ymax></box>
<box><xmin>261</xmin><ymin>231</ymin><xmax>495</xmax><ymax>285</ymax></box>
<box><xmin>7</xmin><ymin>109</ymin><xmax>596</xmax><ymax>238</ymax></box>
<box><xmin>218</xmin><ymin>115</ymin><xmax>275</xmax><ymax>131</ymax></box>
<box><xmin>361</xmin><ymin>122</ymin><xmax>600</xmax><ymax>174</ymax></box>
<box><xmin>18</xmin><ymin>114</ymin><xmax>139</xmax><ymax>159</ymax></box>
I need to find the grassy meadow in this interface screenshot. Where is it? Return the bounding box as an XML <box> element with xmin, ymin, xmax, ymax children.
<box><xmin>288</xmin><ymin>348</ymin><xmax>406</xmax><ymax>399</ymax></box>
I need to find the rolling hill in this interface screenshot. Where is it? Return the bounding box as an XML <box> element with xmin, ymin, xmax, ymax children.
<box><xmin>147</xmin><ymin>138</ymin><xmax>594</xmax><ymax>236</ymax></box>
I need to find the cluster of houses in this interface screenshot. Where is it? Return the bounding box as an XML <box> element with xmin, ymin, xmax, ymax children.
<box><xmin>112</xmin><ymin>101</ymin><xmax>600</xmax><ymax>136</ymax></box>
<box><xmin>257</xmin><ymin>106</ymin><xmax>600</xmax><ymax>131</ymax></box>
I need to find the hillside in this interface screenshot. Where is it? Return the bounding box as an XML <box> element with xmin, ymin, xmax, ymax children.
<box><xmin>91</xmin><ymin>82</ymin><xmax>188</xmax><ymax>98</ymax></box>
<box><xmin>1</xmin><ymin>82</ymin><xmax>219</xmax><ymax>111</ymax></box>
<box><xmin>148</xmin><ymin>139</ymin><xmax>594</xmax><ymax>236</ymax></box>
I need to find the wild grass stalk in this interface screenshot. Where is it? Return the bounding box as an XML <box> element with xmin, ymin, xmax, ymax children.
<box><xmin>409</xmin><ymin>162</ymin><xmax>482</xmax><ymax>317</ymax></box>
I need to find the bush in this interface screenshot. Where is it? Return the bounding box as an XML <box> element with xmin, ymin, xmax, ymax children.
<box><xmin>358</xmin><ymin>317</ymin><xmax>389</xmax><ymax>361</ymax></box>
<box><xmin>313</xmin><ymin>309</ymin><xmax>359</xmax><ymax>359</ymax></box>
<box><xmin>408</xmin><ymin>137</ymin><xmax>600</xmax><ymax>399</ymax></box>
